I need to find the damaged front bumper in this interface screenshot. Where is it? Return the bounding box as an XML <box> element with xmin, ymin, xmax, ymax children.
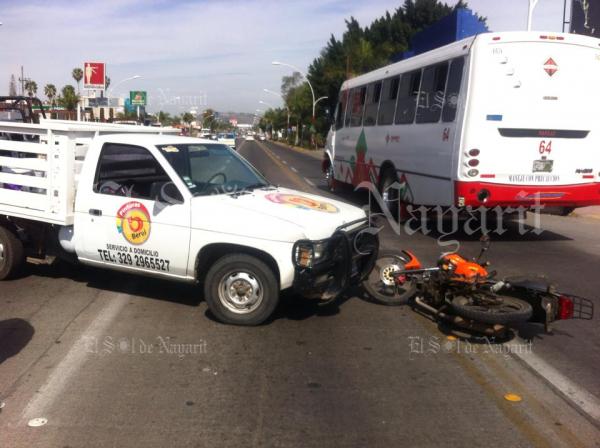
<box><xmin>292</xmin><ymin>218</ymin><xmax>379</xmax><ymax>300</ymax></box>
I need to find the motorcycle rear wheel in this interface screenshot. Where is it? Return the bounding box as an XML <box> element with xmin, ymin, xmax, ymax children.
<box><xmin>451</xmin><ymin>294</ymin><xmax>532</xmax><ymax>325</ymax></box>
<box><xmin>362</xmin><ymin>251</ymin><xmax>417</xmax><ymax>306</ymax></box>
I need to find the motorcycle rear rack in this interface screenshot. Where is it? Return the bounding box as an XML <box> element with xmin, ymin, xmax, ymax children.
<box><xmin>563</xmin><ymin>293</ymin><xmax>594</xmax><ymax>320</ymax></box>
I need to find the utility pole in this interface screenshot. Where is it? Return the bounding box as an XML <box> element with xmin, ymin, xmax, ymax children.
<box><xmin>19</xmin><ymin>66</ymin><xmax>25</xmax><ymax>96</ymax></box>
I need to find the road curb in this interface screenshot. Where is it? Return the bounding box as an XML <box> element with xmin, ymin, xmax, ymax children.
<box><xmin>506</xmin><ymin>338</ymin><xmax>600</xmax><ymax>429</ymax></box>
<box><xmin>268</xmin><ymin>140</ymin><xmax>324</xmax><ymax>161</ymax></box>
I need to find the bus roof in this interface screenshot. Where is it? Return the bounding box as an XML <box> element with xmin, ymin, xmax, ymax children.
<box><xmin>341</xmin><ymin>31</ymin><xmax>600</xmax><ymax>90</ymax></box>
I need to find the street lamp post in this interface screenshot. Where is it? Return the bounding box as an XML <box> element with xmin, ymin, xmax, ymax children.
<box><xmin>103</xmin><ymin>75</ymin><xmax>142</xmax><ymax>123</ymax></box>
<box><xmin>106</xmin><ymin>75</ymin><xmax>142</xmax><ymax>98</ymax></box>
<box><xmin>271</xmin><ymin>61</ymin><xmax>328</xmax><ymax>148</ymax></box>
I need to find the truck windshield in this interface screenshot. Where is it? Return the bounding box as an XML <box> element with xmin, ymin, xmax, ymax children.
<box><xmin>157</xmin><ymin>143</ymin><xmax>268</xmax><ymax>196</ymax></box>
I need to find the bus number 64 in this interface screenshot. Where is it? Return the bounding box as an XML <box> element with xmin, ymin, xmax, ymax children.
<box><xmin>539</xmin><ymin>140</ymin><xmax>552</xmax><ymax>154</ymax></box>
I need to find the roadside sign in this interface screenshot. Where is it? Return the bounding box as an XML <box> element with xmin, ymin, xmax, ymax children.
<box><xmin>130</xmin><ymin>91</ymin><xmax>147</xmax><ymax>106</ymax></box>
<box><xmin>83</xmin><ymin>62</ymin><xmax>106</xmax><ymax>90</ymax></box>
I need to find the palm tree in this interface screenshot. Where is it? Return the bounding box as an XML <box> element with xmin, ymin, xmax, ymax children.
<box><xmin>57</xmin><ymin>85</ymin><xmax>80</xmax><ymax>119</ymax></box>
<box><xmin>44</xmin><ymin>84</ymin><xmax>57</xmax><ymax>106</ymax></box>
<box><xmin>24</xmin><ymin>80</ymin><xmax>38</xmax><ymax>98</ymax></box>
<box><xmin>72</xmin><ymin>68</ymin><xmax>83</xmax><ymax>93</ymax></box>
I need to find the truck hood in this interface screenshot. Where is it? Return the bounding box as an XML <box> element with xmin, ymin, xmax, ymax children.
<box><xmin>190</xmin><ymin>187</ymin><xmax>367</xmax><ymax>242</ymax></box>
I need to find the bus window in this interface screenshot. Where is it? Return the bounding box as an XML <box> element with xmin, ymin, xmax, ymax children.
<box><xmin>377</xmin><ymin>76</ymin><xmax>399</xmax><ymax>126</ymax></box>
<box><xmin>442</xmin><ymin>58</ymin><xmax>464</xmax><ymax>122</ymax></box>
<box><xmin>350</xmin><ymin>86</ymin><xmax>366</xmax><ymax>127</ymax></box>
<box><xmin>395</xmin><ymin>70</ymin><xmax>421</xmax><ymax>124</ymax></box>
<box><xmin>344</xmin><ymin>88</ymin><xmax>354</xmax><ymax>128</ymax></box>
<box><xmin>416</xmin><ymin>62</ymin><xmax>448</xmax><ymax>124</ymax></box>
<box><xmin>363</xmin><ymin>81</ymin><xmax>382</xmax><ymax>126</ymax></box>
<box><xmin>336</xmin><ymin>90</ymin><xmax>348</xmax><ymax>130</ymax></box>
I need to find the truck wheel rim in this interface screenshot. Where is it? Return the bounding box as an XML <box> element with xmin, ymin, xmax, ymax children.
<box><xmin>0</xmin><ymin>242</ymin><xmax>4</xmax><ymax>263</ymax></box>
<box><xmin>218</xmin><ymin>271</ymin><xmax>263</xmax><ymax>314</ymax></box>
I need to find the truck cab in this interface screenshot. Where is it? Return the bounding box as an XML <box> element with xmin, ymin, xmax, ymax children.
<box><xmin>0</xmin><ymin>123</ymin><xmax>377</xmax><ymax>325</ymax></box>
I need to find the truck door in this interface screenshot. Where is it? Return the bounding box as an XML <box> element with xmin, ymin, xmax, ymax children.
<box><xmin>75</xmin><ymin>142</ymin><xmax>192</xmax><ymax>279</ymax></box>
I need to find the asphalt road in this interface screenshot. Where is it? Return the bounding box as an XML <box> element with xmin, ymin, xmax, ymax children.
<box><xmin>0</xmin><ymin>139</ymin><xmax>599</xmax><ymax>447</ymax></box>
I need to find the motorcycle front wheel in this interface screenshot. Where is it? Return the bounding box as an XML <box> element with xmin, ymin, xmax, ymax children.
<box><xmin>450</xmin><ymin>294</ymin><xmax>532</xmax><ymax>325</ymax></box>
<box><xmin>362</xmin><ymin>251</ymin><xmax>417</xmax><ymax>306</ymax></box>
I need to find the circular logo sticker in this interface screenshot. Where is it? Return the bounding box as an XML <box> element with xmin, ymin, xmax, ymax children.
<box><xmin>116</xmin><ymin>201</ymin><xmax>151</xmax><ymax>245</ymax></box>
<box><xmin>265</xmin><ymin>193</ymin><xmax>339</xmax><ymax>213</ymax></box>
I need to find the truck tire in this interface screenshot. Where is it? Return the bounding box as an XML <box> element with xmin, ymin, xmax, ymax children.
<box><xmin>0</xmin><ymin>226</ymin><xmax>25</xmax><ymax>280</ymax></box>
<box><xmin>203</xmin><ymin>254</ymin><xmax>279</xmax><ymax>326</ymax></box>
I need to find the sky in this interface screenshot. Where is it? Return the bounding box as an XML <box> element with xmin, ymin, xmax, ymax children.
<box><xmin>0</xmin><ymin>0</ymin><xmax>574</xmax><ymax>114</ymax></box>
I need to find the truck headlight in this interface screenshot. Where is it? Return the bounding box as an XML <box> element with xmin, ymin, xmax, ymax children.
<box><xmin>293</xmin><ymin>241</ymin><xmax>328</xmax><ymax>268</ymax></box>
<box><xmin>294</xmin><ymin>243</ymin><xmax>314</xmax><ymax>268</ymax></box>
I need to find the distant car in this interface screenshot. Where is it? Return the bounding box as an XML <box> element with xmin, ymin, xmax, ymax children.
<box><xmin>259</xmin><ymin>135</ymin><xmax>266</xmax><ymax>141</ymax></box>
<box><xmin>245</xmin><ymin>135</ymin><xmax>255</xmax><ymax>141</ymax></box>
<box><xmin>217</xmin><ymin>132</ymin><xmax>236</xmax><ymax>149</ymax></box>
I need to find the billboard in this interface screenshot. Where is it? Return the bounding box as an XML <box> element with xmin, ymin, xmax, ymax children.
<box><xmin>571</xmin><ymin>0</ymin><xmax>600</xmax><ymax>38</ymax></box>
<box><xmin>129</xmin><ymin>91</ymin><xmax>147</xmax><ymax>106</ymax></box>
<box><xmin>83</xmin><ymin>62</ymin><xmax>106</xmax><ymax>90</ymax></box>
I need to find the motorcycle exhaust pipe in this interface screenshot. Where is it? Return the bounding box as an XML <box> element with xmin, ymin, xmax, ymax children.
<box><xmin>414</xmin><ymin>297</ymin><xmax>506</xmax><ymax>337</ymax></box>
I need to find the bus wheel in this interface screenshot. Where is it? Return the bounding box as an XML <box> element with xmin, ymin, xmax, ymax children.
<box><xmin>379</xmin><ymin>169</ymin><xmax>408</xmax><ymax>222</ymax></box>
<box><xmin>325</xmin><ymin>160</ymin><xmax>336</xmax><ymax>191</ymax></box>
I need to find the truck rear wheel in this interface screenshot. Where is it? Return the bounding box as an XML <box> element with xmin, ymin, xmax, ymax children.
<box><xmin>0</xmin><ymin>226</ymin><xmax>25</xmax><ymax>280</ymax></box>
<box><xmin>203</xmin><ymin>254</ymin><xmax>279</xmax><ymax>326</ymax></box>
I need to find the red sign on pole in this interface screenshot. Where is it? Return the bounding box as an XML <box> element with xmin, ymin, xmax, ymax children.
<box><xmin>83</xmin><ymin>62</ymin><xmax>106</xmax><ymax>89</ymax></box>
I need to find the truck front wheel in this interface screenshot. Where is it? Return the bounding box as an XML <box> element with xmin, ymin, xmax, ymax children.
<box><xmin>0</xmin><ymin>226</ymin><xmax>25</xmax><ymax>280</ymax></box>
<box><xmin>203</xmin><ymin>254</ymin><xmax>279</xmax><ymax>326</ymax></box>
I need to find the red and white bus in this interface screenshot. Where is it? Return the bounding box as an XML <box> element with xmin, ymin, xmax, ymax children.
<box><xmin>323</xmin><ymin>31</ymin><xmax>600</xmax><ymax>217</ymax></box>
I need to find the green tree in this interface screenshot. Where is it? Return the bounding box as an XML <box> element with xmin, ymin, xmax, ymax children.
<box><xmin>290</xmin><ymin>0</ymin><xmax>486</xmax><ymax>143</ymax></box>
<box><xmin>202</xmin><ymin>109</ymin><xmax>217</xmax><ymax>131</ymax></box>
<box><xmin>44</xmin><ymin>84</ymin><xmax>57</xmax><ymax>106</ymax></box>
<box><xmin>57</xmin><ymin>85</ymin><xmax>80</xmax><ymax>111</ymax></box>
<box><xmin>24</xmin><ymin>80</ymin><xmax>38</xmax><ymax>98</ymax></box>
<box><xmin>157</xmin><ymin>111</ymin><xmax>172</xmax><ymax>125</ymax></box>
<box><xmin>72</xmin><ymin>68</ymin><xmax>83</xmax><ymax>93</ymax></box>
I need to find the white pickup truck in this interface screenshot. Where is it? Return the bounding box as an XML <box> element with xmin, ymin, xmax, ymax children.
<box><xmin>0</xmin><ymin>120</ymin><xmax>378</xmax><ymax>325</ymax></box>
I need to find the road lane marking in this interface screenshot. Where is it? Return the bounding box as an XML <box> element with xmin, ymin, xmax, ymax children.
<box><xmin>282</xmin><ymin>160</ymin><xmax>287</xmax><ymax>165</ymax></box>
<box><xmin>290</xmin><ymin>167</ymin><xmax>298</xmax><ymax>173</ymax></box>
<box><xmin>255</xmin><ymin>141</ymin><xmax>313</xmax><ymax>191</ymax></box>
<box><xmin>506</xmin><ymin>338</ymin><xmax>600</xmax><ymax>423</ymax></box>
<box><xmin>21</xmin><ymin>293</ymin><xmax>130</xmax><ymax>422</ymax></box>
<box><xmin>304</xmin><ymin>178</ymin><xmax>315</xmax><ymax>187</ymax></box>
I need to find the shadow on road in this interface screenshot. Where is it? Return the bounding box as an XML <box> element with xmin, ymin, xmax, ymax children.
<box><xmin>320</xmin><ymin>184</ymin><xmax>572</xmax><ymax>243</ymax></box>
<box><xmin>0</xmin><ymin>318</ymin><xmax>35</xmax><ymax>365</ymax></box>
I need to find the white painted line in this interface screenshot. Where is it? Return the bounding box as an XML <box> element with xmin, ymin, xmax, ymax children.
<box><xmin>21</xmin><ymin>293</ymin><xmax>130</xmax><ymax>422</ymax></box>
<box><xmin>507</xmin><ymin>339</ymin><xmax>600</xmax><ymax>423</ymax></box>
<box><xmin>304</xmin><ymin>177</ymin><xmax>315</xmax><ymax>187</ymax></box>
<box><xmin>290</xmin><ymin>167</ymin><xmax>298</xmax><ymax>173</ymax></box>
<box><xmin>282</xmin><ymin>160</ymin><xmax>287</xmax><ymax>165</ymax></box>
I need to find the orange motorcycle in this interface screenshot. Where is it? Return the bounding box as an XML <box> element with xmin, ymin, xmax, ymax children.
<box><xmin>362</xmin><ymin>236</ymin><xmax>594</xmax><ymax>335</ymax></box>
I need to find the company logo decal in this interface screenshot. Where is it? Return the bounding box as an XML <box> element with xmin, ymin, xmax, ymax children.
<box><xmin>543</xmin><ymin>57</ymin><xmax>558</xmax><ymax>77</ymax></box>
<box><xmin>265</xmin><ymin>193</ymin><xmax>339</xmax><ymax>213</ymax></box>
<box><xmin>116</xmin><ymin>201</ymin><xmax>151</xmax><ymax>245</ymax></box>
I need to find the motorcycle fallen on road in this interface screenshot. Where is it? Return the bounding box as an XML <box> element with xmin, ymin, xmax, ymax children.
<box><xmin>362</xmin><ymin>236</ymin><xmax>594</xmax><ymax>337</ymax></box>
